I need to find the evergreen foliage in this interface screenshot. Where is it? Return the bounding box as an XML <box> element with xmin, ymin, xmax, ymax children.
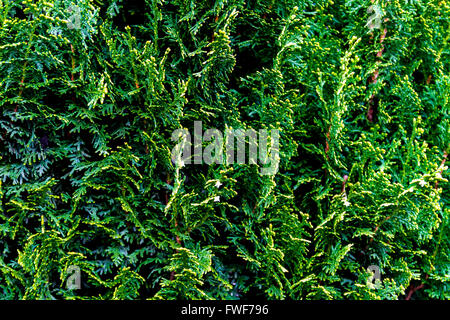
<box><xmin>0</xmin><ymin>0</ymin><xmax>448</xmax><ymax>299</ymax></box>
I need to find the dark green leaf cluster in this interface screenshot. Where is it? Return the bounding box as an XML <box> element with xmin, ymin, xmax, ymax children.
<box><xmin>0</xmin><ymin>0</ymin><xmax>448</xmax><ymax>299</ymax></box>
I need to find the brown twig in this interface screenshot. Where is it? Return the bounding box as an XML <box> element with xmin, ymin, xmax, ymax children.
<box><xmin>14</xmin><ymin>62</ymin><xmax>28</xmax><ymax>113</ymax></box>
<box><xmin>405</xmin><ymin>274</ymin><xmax>429</xmax><ymax>300</ymax></box>
<box><xmin>434</xmin><ymin>151</ymin><xmax>448</xmax><ymax>190</ymax></box>
<box><xmin>324</xmin><ymin>125</ymin><xmax>331</xmax><ymax>159</ymax></box>
<box><xmin>341</xmin><ymin>175</ymin><xmax>349</xmax><ymax>194</ymax></box>
<box><xmin>262</xmin><ymin>5</ymin><xmax>272</xmax><ymax>20</ymax></box>
<box><xmin>367</xmin><ymin>12</ymin><xmax>389</xmax><ymax>122</ymax></box>
<box><xmin>70</xmin><ymin>44</ymin><xmax>75</xmax><ymax>81</ymax></box>
<box><xmin>211</xmin><ymin>15</ymin><xmax>219</xmax><ymax>41</ymax></box>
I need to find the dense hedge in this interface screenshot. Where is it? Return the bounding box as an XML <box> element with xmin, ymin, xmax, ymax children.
<box><xmin>0</xmin><ymin>0</ymin><xmax>448</xmax><ymax>300</ymax></box>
